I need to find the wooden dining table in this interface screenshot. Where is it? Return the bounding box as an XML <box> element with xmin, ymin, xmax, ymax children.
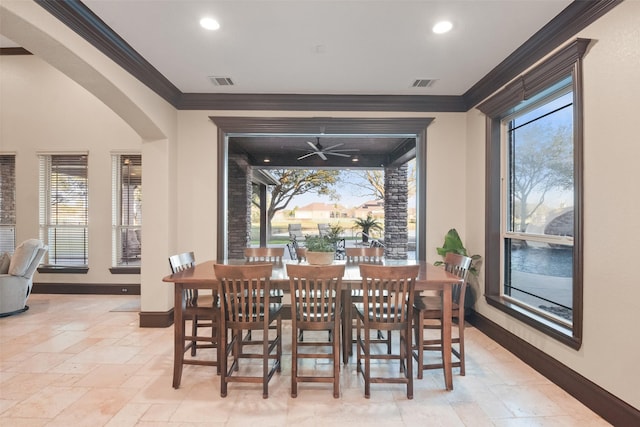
<box><xmin>162</xmin><ymin>259</ymin><xmax>463</xmax><ymax>391</ymax></box>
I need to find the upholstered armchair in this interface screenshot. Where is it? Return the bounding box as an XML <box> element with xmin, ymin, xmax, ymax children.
<box><xmin>0</xmin><ymin>239</ymin><xmax>48</xmax><ymax>317</ymax></box>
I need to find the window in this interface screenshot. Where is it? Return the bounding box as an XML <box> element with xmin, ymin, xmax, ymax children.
<box><xmin>39</xmin><ymin>154</ymin><xmax>88</xmax><ymax>267</ymax></box>
<box><xmin>0</xmin><ymin>154</ymin><xmax>16</xmax><ymax>252</ymax></box>
<box><xmin>112</xmin><ymin>154</ymin><xmax>142</xmax><ymax>268</ymax></box>
<box><xmin>478</xmin><ymin>39</ymin><xmax>589</xmax><ymax>349</ymax></box>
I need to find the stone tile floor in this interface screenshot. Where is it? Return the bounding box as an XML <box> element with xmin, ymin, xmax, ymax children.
<box><xmin>0</xmin><ymin>294</ymin><xmax>609</xmax><ymax>426</ymax></box>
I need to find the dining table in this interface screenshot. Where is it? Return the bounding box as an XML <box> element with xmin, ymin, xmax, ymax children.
<box><xmin>162</xmin><ymin>258</ymin><xmax>463</xmax><ymax>391</ymax></box>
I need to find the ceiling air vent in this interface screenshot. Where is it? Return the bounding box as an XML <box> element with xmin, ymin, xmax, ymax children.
<box><xmin>209</xmin><ymin>76</ymin><xmax>234</xmax><ymax>86</ymax></box>
<box><xmin>411</xmin><ymin>79</ymin><xmax>436</xmax><ymax>88</ymax></box>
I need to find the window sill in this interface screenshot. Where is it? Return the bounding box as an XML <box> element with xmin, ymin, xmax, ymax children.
<box><xmin>109</xmin><ymin>267</ymin><xmax>140</xmax><ymax>274</ymax></box>
<box><xmin>37</xmin><ymin>266</ymin><xmax>89</xmax><ymax>274</ymax></box>
<box><xmin>485</xmin><ymin>295</ymin><xmax>581</xmax><ymax>350</ymax></box>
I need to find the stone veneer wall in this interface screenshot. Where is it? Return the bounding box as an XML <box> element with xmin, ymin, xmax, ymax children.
<box><xmin>384</xmin><ymin>164</ymin><xmax>408</xmax><ymax>259</ymax></box>
<box><xmin>227</xmin><ymin>154</ymin><xmax>252</xmax><ymax>259</ymax></box>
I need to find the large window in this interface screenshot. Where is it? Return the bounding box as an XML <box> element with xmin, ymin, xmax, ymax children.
<box><xmin>478</xmin><ymin>39</ymin><xmax>589</xmax><ymax>348</ymax></box>
<box><xmin>39</xmin><ymin>154</ymin><xmax>88</xmax><ymax>267</ymax></box>
<box><xmin>112</xmin><ymin>154</ymin><xmax>142</xmax><ymax>268</ymax></box>
<box><xmin>0</xmin><ymin>154</ymin><xmax>16</xmax><ymax>252</ymax></box>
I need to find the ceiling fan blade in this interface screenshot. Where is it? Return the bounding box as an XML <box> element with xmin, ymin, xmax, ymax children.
<box><xmin>325</xmin><ymin>152</ymin><xmax>351</xmax><ymax>158</ymax></box>
<box><xmin>297</xmin><ymin>152</ymin><xmax>317</xmax><ymax>160</ymax></box>
<box><xmin>323</xmin><ymin>143</ymin><xmax>344</xmax><ymax>151</ymax></box>
<box><xmin>306</xmin><ymin>140</ymin><xmax>320</xmax><ymax>151</ymax></box>
<box><xmin>328</xmin><ymin>148</ymin><xmax>359</xmax><ymax>152</ymax></box>
<box><xmin>318</xmin><ymin>152</ymin><xmax>328</xmax><ymax>161</ymax></box>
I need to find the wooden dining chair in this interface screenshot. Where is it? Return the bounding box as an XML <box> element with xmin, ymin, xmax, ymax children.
<box><xmin>287</xmin><ymin>264</ymin><xmax>344</xmax><ymax>398</ymax></box>
<box><xmin>168</xmin><ymin>251</ymin><xmax>220</xmax><ymax>388</ymax></box>
<box><xmin>413</xmin><ymin>253</ymin><xmax>471</xmax><ymax>380</ymax></box>
<box><xmin>214</xmin><ymin>263</ymin><xmax>282</xmax><ymax>398</ymax></box>
<box><xmin>345</xmin><ymin>246</ymin><xmax>390</xmax><ymax>355</ymax></box>
<box><xmin>345</xmin><ymin>247</ymin><xmax>384</xmax><ymax>263</ymax></box>
<box><xmin>244</xmin><ymin>247</ymin><xmax>284</xmax><ymax>263</ymax></box>
<box><xmin>355</xmin><ymin>264</ymin><xmax>418</xmax><ymax>399</ymax></box>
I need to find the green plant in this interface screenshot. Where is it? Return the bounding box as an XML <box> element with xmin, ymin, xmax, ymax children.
<box><xmin>435</xmin><ymin>228</ymin><xmax>482</xmax><ymax>276</ymax></box>
<box><xmin>304</xmin><ymin>235</ymin><xmax>335</xmax><ymax>252</ymax></box>
<box><xmin>353</xmin><ymin>214</ymin><xmax>383</xmax><ymax>242</ymax></box>
<box><xmin>325</xmin><ymin>223</ymin><xmax>344</xmax><ymax>243</ymax></box>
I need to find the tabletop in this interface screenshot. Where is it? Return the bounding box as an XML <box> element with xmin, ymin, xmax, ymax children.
<box><xmin>162</xmin><ymin>259</ymin><xmax>463</xmax><ymax>290</ymax></box>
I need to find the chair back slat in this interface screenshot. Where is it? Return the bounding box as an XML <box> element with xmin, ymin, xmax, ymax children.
<box><xmin>168</xmin><ymin>251</ymin><xmax>195</xmax><ymax>273</ymax></box>
<box><xmin>244</xmin><ymin>247</ymin><xmax>284</xmax><ymax>263</ymax></box>
<box><xmin>214</xmin><ymin>263</ymin><xmax>273</xmax><ymax>327</ymax></box>
<box><xmin>287</xmin><ymin>264</ymin><xmax>344</xmax><ymax>327</ymax></box>
<box><xmin>359</xmin><ymin>264</ymin><xmax>418</xmax><ymax>327</ymax></box>
<box><xmin>443</xmin><ymin>253</ymin><xmax>472</xmax><ymax>304</ymax></box>
<box><xmin>345</xmin><ymin>247</ymin><xmax>383</xmax><ymax>263</ymax></box>
<box><xmin>168</xmin><ymin>251</ymin><xmax>198</xmax><ymax>305</ymax></box>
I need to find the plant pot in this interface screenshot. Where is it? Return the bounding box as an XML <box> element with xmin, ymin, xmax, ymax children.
<box><xmin>306</xmin><ymin>251</ymin><xmax>334</xmax><ymax>265</ymax></box>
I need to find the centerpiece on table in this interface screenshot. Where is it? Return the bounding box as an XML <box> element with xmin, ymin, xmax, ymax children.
<box><xmin>304</xmin><ymin>235</ymin><xmax>336</xmax><ymax>265</ymax></box>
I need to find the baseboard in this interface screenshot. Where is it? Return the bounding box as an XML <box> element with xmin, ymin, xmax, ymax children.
<box><xmin>468</xmin><ymin>310</ymin><xmax>640</xmax><ymax>426</ymax></box>
<box><xmin>32</xmin><ymin>282</ymin><xmax>140</xmax><ymax>295</ymax></box>
<box><xmin>139</xmin><ymin>309</ymin><xmax>173</xmax><ymax>328</ymax></box>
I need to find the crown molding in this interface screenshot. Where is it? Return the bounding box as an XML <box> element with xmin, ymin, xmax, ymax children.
<box><xmin>36</xmin><ymin>0</ymin><xmax>622</xmax><ymax>112</ymax></box>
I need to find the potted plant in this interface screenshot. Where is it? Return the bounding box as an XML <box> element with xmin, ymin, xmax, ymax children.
<box><xmin>435</xmin><ymin>228</ymin><xmax>482</xmax><ymax>276</ymax></box>
<box><xmin>304</xmin><ymin>235</ymin><xmax>335</xmax><ymax>265</ymax></box>
<box><xmin>353</xmin><ymin>214</ymin><xmax>383</xmax><ymax>243</ymax></box>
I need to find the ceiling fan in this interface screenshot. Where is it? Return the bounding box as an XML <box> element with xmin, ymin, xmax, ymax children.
<box><xmin>296</xmin><ymin>138</ymin><xmax>359</xmax><ymax>161</ymax></box>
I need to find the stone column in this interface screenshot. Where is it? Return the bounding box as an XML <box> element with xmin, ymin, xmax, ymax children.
<box><xmin>227</xmin><ymin>154</ymin><xmax>252</xmax><ymax>259</ymax></box>
<box><xmin>384</xmin><ymin>164</ymin><xmax>408</xmax><ymax>259</ymax></box>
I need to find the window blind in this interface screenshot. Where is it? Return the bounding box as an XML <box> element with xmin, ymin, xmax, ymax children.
<box><xmin>39</xmin><ymin>154</ymin><xmax>88</xmax><ymax>266</ymax></box>
<box><xmin>0</xmin><ymin>154</ymin><xmax>16</xmax><ymax>252</ymax></box>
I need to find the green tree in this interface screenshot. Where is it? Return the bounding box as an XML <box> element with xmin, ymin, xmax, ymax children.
<box><xmin>342</xmin><ymin>159</ymin><xmax>415</xmax><ymax>201</ymax></box>
<box><xmin>254</xmin><ymin>169</ymin><xmax>340</xmax><ymax>231</ymax></box>
<box><xmin>512</xmin><ymin>121</ymin><xmax>573</xmax><ymax>232</ymax></box>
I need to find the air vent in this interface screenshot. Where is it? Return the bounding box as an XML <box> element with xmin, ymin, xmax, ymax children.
<box><xmin>209</xmin><ymin>76</ymin><xmax>234</xmax><ymax>86</ymax></box>
<box><xmin>411</xmin><ymin>79</ymin><xmax>436</xmax><ymax>88</ymax></box>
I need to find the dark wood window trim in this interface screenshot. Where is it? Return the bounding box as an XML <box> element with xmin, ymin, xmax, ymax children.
<box><xmin>109</xmin><ymin>267</ymin><xmax>140</xmax><ymax>274</ymax></box>
<box><xmin>477</xmin><ymin>38</ymin><xmax>589</xmax><ymax>349</ymax></box>
<box><xmin>37</xmin><ymin>266</ymin><xmax>89</xmax><ymax>274</ymax></box>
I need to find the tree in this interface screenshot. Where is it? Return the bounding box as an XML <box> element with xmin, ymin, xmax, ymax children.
<box><xmin>254</xmin><ymin>169</ymin><xmax>340</xmax><ymax>229</ymax></box>
<box><xmin>512</xmin><ymin>121</ymin><xmax>573</xmax><ymax>232</ymax></box>
<box><xmin>342</xmin><ymin>158</ymin><xmax>416</xmax><ymax>201</ymax></box>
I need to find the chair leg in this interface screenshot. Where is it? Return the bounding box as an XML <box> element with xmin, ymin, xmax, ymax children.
<box><xmin>415</xmin><ymin>313</ymin><xmax>424</xmax><ymax>380</ymax></box>
<box><xmin>263</xmin><ymin>327</ymin><xmax>269</xmax><ymax>399</ymax></box>
<box><xmin>220</xmin><ymin>326</ymin><xmax>228</xmax><ymax>397</ymax></box>
<box><xmin>404</xmin><ymin>326</ymin><xmax>413</xmax><ymax>399</ymax></box>
<box><xmin>291</xmin><ymin>326</ymin><xmax>298</xmax><ymax>398</ymax></box>
<box><xmin>333</xmin><ymin>324</ymin><xmax>340</xmax><ymax>398</ymax></box>
<box><xmin>458</xmin><ymin>318</ymin><xmax>465</xmax><ymax>376</ymax></box>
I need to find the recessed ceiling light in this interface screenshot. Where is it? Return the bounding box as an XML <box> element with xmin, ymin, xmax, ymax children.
<box><xmin>432</xmin><ymin>20</ymin><xmax>453</xmax><ymax>34</ymax></box>
<box><xmin>200</xmin><ymin>17</ymin><xmax>220</xmax><ymax>31</ymax></box>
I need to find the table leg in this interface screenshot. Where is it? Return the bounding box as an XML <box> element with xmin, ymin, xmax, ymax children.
<box><xmin>172</xmin><ymin>284</ymin><xmax>184</xmax><ymax>389</ymax></box>
<box><xmin>442</xmin><ymin>284</ymin><xmax>453</xmax><ymax>391</ymax></box>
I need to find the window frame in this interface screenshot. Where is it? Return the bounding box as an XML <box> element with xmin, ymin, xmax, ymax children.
<box><xmin>478</xmin><ymin>39</ymin><xmax>590</xmax><ymax>349</ymax></box>
<box><xmin>110</xmin><ymin>153</ymin><xmax>142</xmax><ymax>273</ymax></box>
<box><xmin>0</xmin><ymin>154</ymin><xmax>16</xmax><ymax>253</ymax></box>
<box><xmin>38</xmin><ymin>153</ymin><xmax>89</xmax><ymax>272</ymax></box>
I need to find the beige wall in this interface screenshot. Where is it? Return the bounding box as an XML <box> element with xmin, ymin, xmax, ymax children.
<box><xmin>467</xmin><ymin>0</ymin><xmax>640</xmax><ymax>410</ymax></box>
<box><xmin>1</xmin><ymin>0</ymin><xmax>638</xmax><ymax>411</ymax></box>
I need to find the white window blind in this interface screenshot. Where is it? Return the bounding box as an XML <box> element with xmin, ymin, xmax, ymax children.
<box><xmin>39</xmin><ymin>154</ymin><xmax>88</xmax><ymax>266</ymax></box>
<box><xmin>112</xmin><ymin>154</ymin><xmax>141</xmax><ymax>266</ymax></box>
<box><xmin>0</xmin><ymin>154</ymin><xmax>16</xmax><ymax>253</ymax></box>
